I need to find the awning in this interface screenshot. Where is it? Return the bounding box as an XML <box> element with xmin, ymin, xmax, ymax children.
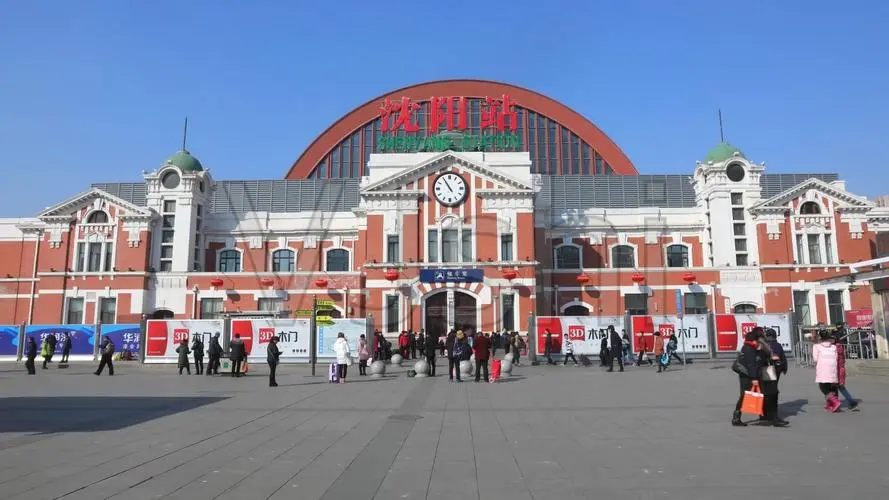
<box><xmin>819</xmin><ymin>267</ymin><xmax>889</xmax><ymax>285</ymax></box>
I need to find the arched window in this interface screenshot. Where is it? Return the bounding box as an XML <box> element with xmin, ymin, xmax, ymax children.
<box><xmin>733</xmin><ymin>303</ymin><xmax>757</xmax><ymax>314</ymax></box>
<box><xmin>87</xmin><ymin>211</ymin><xmax>108</xmax><ymax>224</ymax></box>
<box><xmin>563</xmin><ymin>305</ymin><xmax>590</xmax><ymax>316</ymax></box>
<box><xmin>611</xmin><ymin>245</ymin><xmax>635</xmax><ymax>268</ymax></box>
<box><xmin>272</xmin><ymin>249</ymin><xmax>295</xmax><ymax>272</ymax></box>
<box><xmin>554</xmin><ymin>245</ymin><xmax>580</xmax><ymax>269</ymax></box>
<box><xmin>218</xmin><ymin>250</ymin><xmax>241</xmax><ymax>272</ymax></box>
<box><xmin>666</xmin><ymin>244</ymin><xmax>689</xmax><ymax>268</ymax></box>
<box><xmin>326</xmin><ymin>248</ymin><xmax>350</xmax><ymax>272</ymax></box>
<box><xmin>799</xmin><ymin>201</ymin><xmax>821</xmax><ymax>215</ymax></box>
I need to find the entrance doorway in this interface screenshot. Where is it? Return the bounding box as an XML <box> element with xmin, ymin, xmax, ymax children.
<box><xmin>454</xmin><ymin>291</ymin><xmax>477</xmax><ymax>334</ymax></box>
<box><xmin>150</xmin><ymin>309</ymin><xmax>174</xmax><ymax>319</ymax></box>
<box><xmin>425</xmin><ymin>293</ymin><xmax>448</xmax><ymax>339</ymax></box>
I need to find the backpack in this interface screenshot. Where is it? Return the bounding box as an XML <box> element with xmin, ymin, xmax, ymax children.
<box><xmin>452</xmin><ymin>342</ymin><xmax>466</xmax><ymax>360</ymax></box>
<box><xmin>667</xmin><ymin>339</ymin><xmax>677</xmax><ymax>352</ymax></box>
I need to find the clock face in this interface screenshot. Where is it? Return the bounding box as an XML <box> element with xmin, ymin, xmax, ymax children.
<box><xmin>433</xmin><ymin>172</ymin><xmax>467</xmax><ymax>206</ymax></box>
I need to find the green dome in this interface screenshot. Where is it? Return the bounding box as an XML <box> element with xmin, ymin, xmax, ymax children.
<box><xmin>703</xmin><ymin>142</ymin><xmax>745</xmax><ymax>164</ymax></box>
<box><xmin>163</xmin><ymin>150</ymin><xmax>203</xmax><ymax>172</ymax></box>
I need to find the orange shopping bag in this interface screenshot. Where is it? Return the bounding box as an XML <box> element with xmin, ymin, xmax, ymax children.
<box><xmin>741</xmin><ymin>381</ymin><xmax>764</xmax><ymax>416</ymax></box>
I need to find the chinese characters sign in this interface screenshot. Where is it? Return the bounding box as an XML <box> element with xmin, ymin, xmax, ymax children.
<box><xmin>377</xmin><ymin>95</ymin><xmax>523</xmax><ymax>153</ymax></box>
<box><xmin>100</xmin><ymin>324</ymin><xmax>142</xmax><ymax>358</ymax></box>
<box><xmin>419</xmin><ymin>268</ymin><xmax>484</xmax><ymax>283</ymax></box>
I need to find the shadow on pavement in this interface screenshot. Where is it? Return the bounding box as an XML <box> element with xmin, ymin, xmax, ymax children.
<box><xmin>779</xmin><ymin>398</ymin><xmax>809</xmax><ymax>417</ymax></box>
<box><xmin>0</xmin><ymin>397</ymin><xmax>226</xmax><ymax>434</ymax></box>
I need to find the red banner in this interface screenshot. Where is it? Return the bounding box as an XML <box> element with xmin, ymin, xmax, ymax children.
<box><xmin>715</xmin><ymin>314</ymin><xmax>739</xmax><ymax>352</ymax></box>
<box><xmin>632</xmin><ymin>316</ymin><xmax>655</xmax><ymax>352</ymax></box>
<box><xmin>845</xmin><ymin>309</ymin><xmax>874</xmax><ymax>328</ymax></box>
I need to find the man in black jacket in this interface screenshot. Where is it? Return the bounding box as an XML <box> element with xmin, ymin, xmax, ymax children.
<box><xmin>267</xmin><ymin>336</ymin><xmax>281</xmax><ymax>387</ymax></box>
<box><xmin>424</xmin><ymin>332</ymin><xmax>438</xmax><ymax>376</ymax></box>
<box><xmin>229</xmin><ymin>334</ymin><xmax>246</xmax><ymax>377</ymax></box>
<box><xmin>60</xmin><ymin>333</ymin><xmax>72</xmax><ymax>363</ymax></box>
<box><xmin>207</xmin><ymin>333</ymin><xmax>222</xmax><ymax>375</ymax></box>
<box><xmin>544</xmin><ymin>330</ymin><xmax>555</xmax><ymax>365</ymax></box>
<box><xmin>607</xmin><ymin>326</ymin><xmax>624</xmax><ymax>372</ymax></box>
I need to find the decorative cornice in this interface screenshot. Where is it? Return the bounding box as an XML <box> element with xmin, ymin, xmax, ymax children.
<box><xmin>38</xmin><ymin>187</ymin><xmax>151</xmax><ymax>219</ymax></box>
<box><xmin>751</xmin><ymin>177</ymin><xmax>873</xmax><ymax>213</ymax></box>
<box><xmin>362</xmin><ymin>151</ymin><xmax>532</xmax><ymax>193</ymax></box>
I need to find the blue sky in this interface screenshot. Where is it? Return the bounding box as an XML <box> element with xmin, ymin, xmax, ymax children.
<box><xmin>1</xmin><ymin>1</ymin><xmax>887</xmax><ymax>215</ymax></box>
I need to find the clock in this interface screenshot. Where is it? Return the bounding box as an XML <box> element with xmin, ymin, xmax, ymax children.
<box><xmin>433</xmin><ymin>172</ymin><xmax>468</xmax><ymax>206</ymax></box>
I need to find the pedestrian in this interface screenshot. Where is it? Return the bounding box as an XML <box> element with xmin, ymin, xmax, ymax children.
<box><xmin>409</xmin><ymin>330</ymin><xmax>417</xmax><ymax>360</ymax></box>
<box><xmin>762</xmin><ymin>328</ymin><xmax>790</xmax><ymax>425</ymax></box>
<box><xmin>229</xmin><ymin>333</ymin><xmax>246</xmax><ymax>377</ymax></box>
<box><xmin>608</xmin><ymin>326</ymin><xmax>624</xmax><ymax>372</ymax></box>
<box><xmin>333</xmin><ymin>332</ymin><xmax>351</xmax><ymax>384</ymax></box>
<box><xmin>731</xmin><ymin>328</ymin><xmax>779</xmax><ymax>426</ymax></box>
<box><xmin>439</xmin><ymin>333</ymin><xmax>446</xmax><ymax>358</ymax></box>
<box><xmin>417</xmin><ymin>330</ymin><xmax>426</xmax><ymax>359</ymax></box>
<box><xmin>491</xmin><ymin>331</ymin><xmax>500</xmax><ymax>357</ymax></box>
<box><xmin>398</xmin><ymin>330</ymin><xmax>409</xmax><ymax>359</ymax></box>
<box><xmin>24</xmin><ymin>336</ymin><xmax>37</xmax><ymax>374</ymax></box>
<box><xmin>267</xmin><ymin>335</ymin><xmax>281</xmax><ymax>387</ymax></box>
<box><xmin>621</xmin><ymin>330</ymin><xmax>636</xmax><ymax>365</ymax></box>
<box><xmin>667</xmin><ymin>334</ymin><xmax>684</xmax><ymax>365</ymax></box>
<box><xmin>60</xmin><ymin>333</ymin><xmax>72</xmax><ymax>363</ymax></box>
<box><xmin>813</xmin><ymin>330</ymin><xmax>842</xmax><ymax>412</ymax></box>
<box><xmin>40</xmin><ymin>335</ymin><xmax>54</xmax><ymax>369</ymax></box>
<box><xmin>425</xmin><ymin>331</ymin><xmax>438</xmax><ymax>376</ymax></box>
<box><xmin>192</xmin><ymin>335</ymin><xmax>204</xmax><ymax>375</ymax></box>
<box><xmin>473</xmin><ymin>331</ymin><xmax>491</xmax><ymax>382</ymax></box>
<box><xmin>599</xmin><ymin>336</ymin><xmax>609</xmax><ymax>367</ymax></box>
<box><xmin>544</xmin><ymin>329</ymin><xmax>555</xmax><ymax>364</ymax></box>
<box><xmin>449</xmin><ymin>330</ymin><xmax>468</xmax><ymax>383</ymax></box>
<box><xmin>207</xmin><ymin>333</ymin><xmax>222</xmax><ymax>375</ymax></box>
<box><xmin>653</xmin><ymin>331</ymin><xmax>667</xmax><ymax>373</ymax></box>
<box><xmin>833</xmin><ymin>336</ymin><xmax>859</xmax><ymax>411</ymax></box>
<box><xmin>513</xmin><ymin>333</ymin><xmax>524</xmax><ymax>365</ymax></box>
<box><xmin>358</xmin><ymin>334</ymin><xmax>370</xmax><ymax>376</ymax></box>
<box><xmin>176</xmin><ymin>339</ymin><xmax>191</xmax><ymax>375</ymax></box>
<box><xmin>95</xmin><ymin>335</ymin><xmax>115</xmax><ymax>376</ymax></box>
<box><xmin>635</xmin><ymin>331</ymin><xmax>653</xmax><ymax>367</ymax></box>
<box><xmin>562</xmin><ymin>334</ymin><xmax>578</xmax><ymax>366</ymax></box>
<box><xmin>373</xmin><ymin>330</ymin><xmax>383</xmax><ymax>361</ymax></box>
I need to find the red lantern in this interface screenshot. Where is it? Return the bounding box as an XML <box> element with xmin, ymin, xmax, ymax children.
<box><xmin>576</xmin><ymin>274</ymin><xmax>590</xmax><ymax>285</ymax></box>
<box><xmin>502</xmin><ymin>269</ymin><xmax>518</xmax><ymax>281</ymax></box>
<box><xmin>314</xmin><ymin>278</ymin><xmax>329</xmax><ymax>288</ymax></box>
<box><xmin>682</xmin><ymin>272</ymin><xmax>696</xmax><ymax>283</ymax></box>
<box><xmin>385</xmin><ymin>270</ymin><xmax>399</xmax><ymax>281</ymax></box>
<box><xmin>631</xmin><ymin>273</ymin><xmax>645</xmax><ymax>284</ymax></box>
<box><xmin>209</xmin><ymin>278</ymin><xmax>224</xmax><ymax>288</ymax></box>
<box><xmin>260</xmin><ymin>277</ymin><xmax>275</xmax><ymax>287</ymax></box>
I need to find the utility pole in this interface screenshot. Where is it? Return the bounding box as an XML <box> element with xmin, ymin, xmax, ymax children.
<box><xmin>310</xmin><ymin>296</ymin><xmax>317</xmax><ymax>376</ymax></box>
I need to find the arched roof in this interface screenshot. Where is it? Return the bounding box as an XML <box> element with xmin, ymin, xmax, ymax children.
<box><xmin>285</xmin><ymin>79</ymin><xmax>637</xmax><ymax>179</ymax></box>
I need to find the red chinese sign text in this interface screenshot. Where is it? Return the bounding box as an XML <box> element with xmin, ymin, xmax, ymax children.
<box><xmin>379</xmin><ymin>94</ymin><xmax>518</xmax><ymax>133</ymax></box>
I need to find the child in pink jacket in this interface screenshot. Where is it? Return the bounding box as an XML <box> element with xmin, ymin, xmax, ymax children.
<box><xmin>812</xmin><ymin>331</ymin><xmax>841</xmax><ymax>412</ymax></box>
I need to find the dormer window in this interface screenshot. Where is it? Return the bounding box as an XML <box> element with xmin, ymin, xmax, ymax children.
<box><xmin>86</xmin><ymin>211</ymin><xmax>108</xmax><ymax>224</ymax></box>
<box><xmin>799</xmin><ymin>201</ymin><xmax>821</xmax><ymax>215</ymax></box>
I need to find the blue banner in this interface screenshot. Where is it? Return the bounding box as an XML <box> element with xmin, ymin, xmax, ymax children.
<box><xmin>100</xmin><ymin>324</ymin><xmax>141</xmax><ymax>357</ymax></box>
<box><xmin>419</xmin><ymin>268</ymin><xmax>484</xmax><ymax>283</ymax></box>
<box><xmin>24</xmin><ymin>325</ymin><xmax>97</xmax><ymax>356</ymax></box>
<box><xmin>0</xmin><ymin>325</ymin><xmax>20</xmax><ymax>357</ymax></box>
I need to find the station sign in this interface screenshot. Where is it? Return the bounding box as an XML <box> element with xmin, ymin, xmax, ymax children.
<box><xmin>419</xmin><ymin>268</ymin><xmax>484</xmax><ymax>283</ymax></box>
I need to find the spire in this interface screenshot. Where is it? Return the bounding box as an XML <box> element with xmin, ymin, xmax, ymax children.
<box><xmin>181</xmin><ymin>116</ymin><xmax>189</xmax><ymax>151</ymax></box>
<box><xmin>718</xmin><ymin>108</ymin><xmax>725</xmax><ymax>143</ymax></box>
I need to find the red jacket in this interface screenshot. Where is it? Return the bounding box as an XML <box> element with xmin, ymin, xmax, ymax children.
<box><xmin>836</xmin><ymin>343</ymin><xmax>847</xmax><ymax>385</ymax></box>
<box><xmin>398</xmin><ymin>333</ymin><xmax>409</xmax><ymax>348</ymax></box>
<box><xmin>473</xmin><ymin>335</ymin><xmax>491</xmax><ymax>361</ymax></box>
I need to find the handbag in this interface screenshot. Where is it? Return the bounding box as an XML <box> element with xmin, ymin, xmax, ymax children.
<box><xmin>345</xmin><ymin>354</ymin><xmax>353</xmax><ymax>367</ymax></box>
<box><xmin>761</xmin><ymin>365</ymin><xmax>777</xmax><ymax>381</ymax></box>
<box><xmin>731</xmin><ymin>353</ymin><xmax>749</xmax><ymax>377</ymax></box>
<box><xmin>740</xmin><ymin>382</ymin><xmax>765</xmax><ymax>416</ymax></box>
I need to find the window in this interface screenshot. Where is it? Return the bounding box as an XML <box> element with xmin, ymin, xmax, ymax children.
<box><xmin>385</xmin><ymin>295</ymin><xmax>399</xmax><ymax>334</ymax></box>
<box><xmin>665</xmin><ymin>245</ymin><xmax>688</xmax><ymax>268</ymax></box>
<box><xmin>75</xmin><ymin>243</ymin><xmax>85</xmax><ymax>272</ymax></box>
<box><xmin>612</xmin><ymin>245</ymin><xmax>635</xmax><ymax>268</ymax></box>
<box><xmin>87</xmin><ymin>242</ymin><xmax>103</xmax><ymax>272</ymax></box>
<box><xmin>733</xmin><ymin>224</ymin><xmax>746</xmax><ymax>236</ymax></box>
<box><xmin>160</xmin><ymin>261</ymin><xmax>173</xmax><ymax>272</ymax></box>
<box><xmin>441</xmin><ymin>229</ymin><xmax>459</xmax><ymax>263</ymax></box>
<box><xmin>555</xmin><ymin>245</ymin><xmax>580</xmax><ymax>269</ymax></box>
<box><xmin>684</xmin><ymin>293</ymin><xmax>708</xmax><ymax>314</ymax></box>
<box><xmin>795</xmin><ymin>234</ymin><xmax>804</xmax><ymax>263</ymax></box>
<box><xmin>736</xmin><ymin>254</ymin><xmax>748</xmax><ymax>266</ymax></box>
<box><xmin>272</xmin><ymin>249</ymin><xmax>295</xmax><ymax>272</ymax></box>
<box><xmin>807</xmin><ymin>234</ymin><xmax>822</xmax><ymax>264</ymax></box>
<box><xmin>163</xmin><ymin>200</ymin><xmax>177</xmax><ymax>213</ymax></box>
<box><xmin>87</xmin><ymin>211</ymin><xmax>108</xmax><ymax>224</ymax></box>
<box><xmin>734</xmin><ymin>239</ymin><xmax>747</xmax><ymax>252</ymax></box>
<box><xmin>386</xmin><ymin>235</ymin><xmax>399</xmax><ymax>263</ymax></box>
<box><xmin>734</xmin><ymin>303</ymin><xmax>757</xmax><ymax>314</ymax></box>
<box><xmin>732</xmin><ymin>208</ymin><xmax>745</xmax><ymax>221</ymax></box>
<box><xmin>427</xmin><ymin>230</ymin><xmax>439</xmax><ymax>262</ymax></box>
<box><xmin>218</xmin><ymin>250</ymin><xmax>241</xmax><ymax>272</ymax></box>
<box><xmin>325</xmin><ymin>248</ymin><xmax>349</xmax><ymax>272</ymax></box>
<box><xmin>730</xmin><ymin>193</ymin><xmax>743</xmax><ymax>206</ymax></box>
<box><xmin>624</xmin><ymin>293</ymin><xmax>648</xmax><ymax>315</ymax></box>
<box><xmin>99</xmin><ymin>298</ymin><xmax>116</xmax><ymax>324</ymax></box>
<box><xmin>793</xmin><ymin>291</ymin><xmax>811</xmax><ymax>326</ymax></box>
<box><xmin>501</xmin><ymin>294</ymin><xmax>515</xmax><ymax>331</ymax></box>
<box><xmin>162</xmin><ymin>215</ymin><xmax>175</xmax><ymax>228</ymax></box>
<box><xmin>800</xmin><ymin>201</ymin><xmax>821</xmax><ymax>214</ymax></box>
<box><xmin>104</xmin><ymin>243</ymin><xmax>114</xmax><ymax>272</ymax></box>
<box><xmin>65</xmin><ymin>298</ymin><xmax>84</xmax><ymax>324</ymax></box>
<box><xmin>563</xmin><ymin>305</ymin><xmax>590</xmax><ymax>316</ymax></box>
<box><xmin>825</xmin><ymin>234</ymin><xmax>834</xmax><ymax>263</ymax></box>
<box><xmin>500</xmin><ymin>233</ymin><xmax>514</xmax><ymax>261</ymax></box>
<box><xmin>160</xmin><ymin>200</ymin><xmax>175</xmax><ymax>272</ymax></box>
<box><xmin>827</xmin><ymin>290</ymin><xmax>844</xmax><ymax>325</ymax></box>
<box><xmin>258</xmin><ymin>298</ymin><xmax>282</xmax><ymax>313</ymax></box>
<box><xmin>200</xmin><ymin>298</ymin><xmax>223</xmax><ymax>319</ymax></box>
<box><xmin>461</xmin><ymin>230</ymin><xmax>473</xmax><ymax>262</ymax></box>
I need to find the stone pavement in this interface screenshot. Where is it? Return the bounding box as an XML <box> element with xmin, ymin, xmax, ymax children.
<box><xmin>0</xmin><ymin>358</ymin><xmax>887</xmax><ymax>500</ymax></box>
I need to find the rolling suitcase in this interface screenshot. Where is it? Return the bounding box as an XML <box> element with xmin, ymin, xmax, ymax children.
<box><xmin>490</xmin><ymin>359</ymin><xmax>501</xmax><ymax>383</ymax></box>
<box><xmin>329</xmin><ymin>362</ymin><xmax>339</xmax><ymax>383</ymax></box>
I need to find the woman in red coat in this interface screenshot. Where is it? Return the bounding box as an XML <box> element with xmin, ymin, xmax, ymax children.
<box><xmin>653</xmin><ymin>331</ymin><xmax>667</xmax><ymax>373</ymax></box>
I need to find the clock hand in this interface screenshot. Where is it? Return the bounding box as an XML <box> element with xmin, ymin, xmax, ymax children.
<box><xmin>442</xmin><ymin>178</ymin><xmax>454</xmax><ymax>193</ymax></box>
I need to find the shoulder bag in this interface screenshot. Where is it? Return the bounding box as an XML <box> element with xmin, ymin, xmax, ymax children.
<box><xmin>731</xmin><ymin>352</ymin><xmax>749</xmax><ymax>377</ymax></box>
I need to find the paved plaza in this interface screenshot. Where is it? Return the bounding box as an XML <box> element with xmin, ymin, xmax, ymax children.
<box><xmin>1</xmin><ymin>358</ymin><xmax>887</xmax><ymax>500</ymax></box>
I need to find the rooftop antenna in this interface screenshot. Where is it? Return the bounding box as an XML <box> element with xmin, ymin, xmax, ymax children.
<box><xmin>718</xmin><ymin>108</ymin><xmax>725</xmax><ymax>143</ymax></box>
<box><xmin>181</xmin><ymin>116</ymin><xmax>188</xmax><ymax>151</ymax></box>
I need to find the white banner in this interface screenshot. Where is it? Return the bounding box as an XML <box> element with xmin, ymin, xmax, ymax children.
<box><xmin>629</xmin><ymin>315</ymin><xmax>710</xmax><ymax>354</ymax></box>
<box><xmin>535</xmin><ymin>316</ymin><xmax>624</xmax><ymax>356</ymax></box>
<box><xmin>317</xmin><ymin>319</ymin><xmax>368</xmax><ymax>359</ymax></box>
<box><xmin>715</xmin><ymin>313</ymin><xmax>792</xmax><ymax>352</ymax></box>
<box><xmin>144</xmin><ymin>320</ymin><xmax>224</xmax><ymax>364</ymax></box>
<box><xmin>230</xmin><ymin>319</ymin><xmax>312</xmax><ymax>363</ymax></box>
